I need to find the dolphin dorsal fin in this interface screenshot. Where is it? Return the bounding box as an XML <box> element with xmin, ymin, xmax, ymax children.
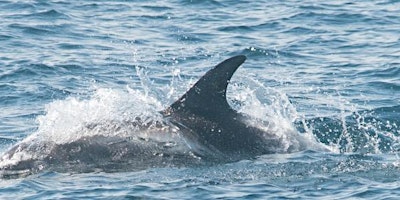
<box><xmin>166</xmin><ymin>55</ymin><xmax>246</xmax><ymax>118</ymax></box>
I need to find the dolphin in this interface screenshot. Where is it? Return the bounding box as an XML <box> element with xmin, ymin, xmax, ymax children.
<box><xmin>0</xmin><ymin>55</ymin><xmax>305</xmax><ymax>178</ymax></box>
<box><xmin>162</xmin><ymin>55</ymin><xmax>288</xmax><ymax>159</ymax></box>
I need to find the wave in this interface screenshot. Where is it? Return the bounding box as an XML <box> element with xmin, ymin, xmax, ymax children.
<box><xmin>23</xmin><ymin>9</ymin><xmax>70</xmax><ymax>20</ymax></box>
<box><xmin>8</xmin><ymin>23</ymin><xmax>56</xmax><ymax>36</ymax></box>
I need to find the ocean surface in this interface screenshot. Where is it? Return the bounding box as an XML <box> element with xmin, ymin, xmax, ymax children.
<box><xmin>1</xmin><ymin>0</ymin><xmax>400</xmax><ymax>199</ymax></box>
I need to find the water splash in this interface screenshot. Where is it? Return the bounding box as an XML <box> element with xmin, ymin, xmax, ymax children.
<box><xmin>227</xmin><ymin>76</ymin><xmax>330</xmax><ymax>153</ymax></box>
<box><xmin>0</xmin><ymin>67</ymin><xmax>342</xmax><ymax>177</ymax></box>
<box><xmin>29</xmin><ymin>88</ymin><xmax>163</xmax><ymax>144</ymax></box>
<box><xmin>299</xmin><ymin>90</ymin><xmax>400</xmax><ymax>155</ymax></box>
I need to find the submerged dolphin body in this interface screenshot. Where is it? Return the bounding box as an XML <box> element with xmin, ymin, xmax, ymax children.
<box><xmin>0</xmin><ymin>55</ymin><xmax>306</xmax><ymax>177</ymax></box>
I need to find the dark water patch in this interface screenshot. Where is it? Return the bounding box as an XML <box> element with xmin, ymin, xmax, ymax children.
<box><xmin>328</xmin><ymin>13</ymin><xmax>376</xmax><ymax>24</ymax></box>
<box><xmin>365</xmin><ymin>81</ymin><xmax>400</xmax><ymax>92</ymax></box>
<box><xmin>292</xmin><ymin>36</ymin><xmax>349</xmax><ymax>50</ymax></box>
<box><xmin>8</xmin><ymin>23</ymin><xmax>56</xmax><ymax>36</ymax></box>
<box><xmin>82</xmin><ymin>44</ymin><xmax>115</xmax><ymax>51</ymax></box>
<box><xmin>128</xmin><ymin>39</ymin><xmax>150</xmax><ymax>45</ymax></box>
<box><xmin>56</xmin><ymin>64</ymin><xmax>84</xmax><ymax>72</ymax></box>
<box><xmin>0</xmin><ymin>35</ymin><xmax>14</xmax><ymax>41</ymax></box>
<box><xmin>371</xmin><ymin>105</ymin><xmax>400</xmax><ymax>122</ymax></box>
<box><xmin>13</xmin><ymin>64</ymin><xmax>58</xmax><ymax>79</ymax></box>
<box><xmin>218</xmin><ymin>25</ymin><xmax>255</xmax><ymax>33</ymax></box>
<box><xmin>0</xmin><ymin>63</ymin><xmax>73</xmax><ymax>83</ymax></box>
<box><xmin>298</xmin><ymin>4</ymin><xmax>338</xmax><ymax>11</ymax></box>
<box><xmin>379</xmin><ymin>15</ymin><xmax>400</xmax><ymax>25</ymax></box>
<box><xmin>0</xmin><ymin>96</ymin><xmax>19</xmax><ymax>106</ymax></box>
<box><xmin>73</xmin><ymin>2</ymin><xmax>131</xmax><ymax>13</ymax></box>
<box><xmin>74</xmin><ymin>3</ymin><xmax>99</xmax><ymax>10</ymax></box>
<box><xmin>251</xmin><ymin>21</ymin><xmax>284</xmax><ymax>32</ymax></box>
<box><xmin>381</xmin><ymin>41</ymin><xmax>400</xmax><ymax>50</ymax></box>
<box><xmin>0</xmin><ymin>2</ymin><xmax>35</xmax><ymax>10</ymax></box>
<box><xmin>327</xmin><ymin>63</ymin><xmax>362</xmax><ymax>69</ymax></box>
<box><xmin>281</xmin><ymin>26</ymin><xmax>327</xmax><ymax>35</ymax></box>
<box><xmin>23</xmin><ymin>9</ymin><xmax>70</xmax><ymax>20</ymax></box>
<box><xmin>133</xmin><ymin>14</ymin><xmax>172</xmax><ymax>21</ymax></box>
<box><xmin>0</xmin><ymin>84</ymin><xmax>18</xmax><ymax>92</ymax></box>
<box><xmin>377</xmin><ymin>0</ymin><xmax>400</xmax><ymax>5</ymax></box>
<box><xmin>336</xmin><ymin>42</ymin><xmax>378</xmax><ymax>51</ymax></box>
<box><xmin>6</xmin><ymin>22</ymin><xmax>73</xmax><ymax>39</ymax></box>
<box><xmin>0</xmin><ymin>68</ymin><xmax>38</xmax><ymax>81</ymax></box>
<box><xmin>142</xmin><ymin>5</ymin><xmax>172</xmax><ymax>11</ymax></box>
<box><xmin>356</xmin><ymin>66</ymin><xmax>400</xmax><ymax>78</ymax></box>
<box><xmin>181</xmin><ymin>0</ymin><xmax>224</xmax><ymax>7</ymax></box>
<box><xmin>285</xmin><ymin>11</ymin><xmax>377</xmax><ymax>26</ymax></box>
<box><xmin>57</xmin><ymin>43</ymin><xmax>84</xmax><ymax>50</ymax></box>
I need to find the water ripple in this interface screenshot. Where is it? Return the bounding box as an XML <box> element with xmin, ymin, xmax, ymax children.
<box><xmin>1</xmin><ymin>0</ymin><xmax>400</xmax><ymax>198</ymax></box>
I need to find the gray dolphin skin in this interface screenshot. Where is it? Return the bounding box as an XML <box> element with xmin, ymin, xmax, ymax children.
<box><xmin>0</xmin><ymin>55</ymin><xmax>296</xmax><ymax>177</ymax></box>
<box><xmin>163</xmin><ymin>55</ymin><xmax>284</xmax><ymax>160</ymax></box>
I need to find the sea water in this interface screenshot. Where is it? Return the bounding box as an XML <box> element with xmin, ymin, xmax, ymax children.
<box><xmin>0</xmin><ymin>0</ymin><xmax>399</xmax><ymax>199</ymax></box>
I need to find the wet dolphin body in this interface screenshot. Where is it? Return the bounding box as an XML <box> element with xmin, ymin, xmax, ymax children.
<box><xmin>0</xmin><ymin>55</ymin><xmax>299</xmax><ymax>177</ymax></box>
<box><xmin>163</xmin><ymin>55</ymin><xmax>285</xmax><ymax>159</ymax></box>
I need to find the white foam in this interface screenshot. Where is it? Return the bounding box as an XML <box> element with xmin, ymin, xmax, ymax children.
<box><xmin>26</xmin><ymin>87</ymin><xmax>164</xmax><ymax>145</ymax></box>
<box><xmin>228</xmin><ymin>77</ymin><xmax>331</xmax><ymax>153</ymax></box>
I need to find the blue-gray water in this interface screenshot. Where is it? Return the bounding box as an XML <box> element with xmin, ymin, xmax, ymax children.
<box><xmin>1</xmin><ymin>0</ymin><xmax>400</xmax><ymax>199</ymax></box>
